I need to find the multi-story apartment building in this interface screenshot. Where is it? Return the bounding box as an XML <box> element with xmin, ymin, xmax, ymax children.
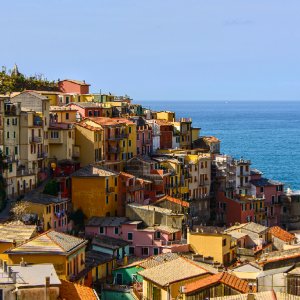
<box><xmin>71</xmin><ymin>165</ymin><xmax>119</xmax><ymax>219</ymax></box>
<box><xmin>130</xmin><ymin>116</ymin><xmax>153</xmax><ymax>156</ymax></box>
<box><xmin>79</xmin><ymin>117</ymin><xmax>137</xmax><ymax>171</ymax></box>
<box><xmin>0</xmin><ymin>96</ymin><xmax>5</xmax><ymax>152</ymax></box>
<box><xmin>75</xmin><ymin>121</ymin><xmax>103</xmax><ymax>166</ymax></box>
<box><xmin>235</xmin><ymin>158</ymin><xmax>251</xmax><ymax>195</ymax></box>
<box><xmin>186</xmin><ymin>153</ymin><xmax>211</xmax><ymax>224</ymax></box>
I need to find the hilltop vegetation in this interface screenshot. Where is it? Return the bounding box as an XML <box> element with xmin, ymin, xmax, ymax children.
<box><xmin>0</xmin><ymin>65</ymin><xmax>59</xmax><ymax>94</ymax></box>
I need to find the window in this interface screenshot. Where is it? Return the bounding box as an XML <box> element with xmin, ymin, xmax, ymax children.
<box><xmin>6</xmin><ymin>132</ymin><xmax>9</xmax><ymax>139</ymax></box>
<box><xmin>99</xmin><ymin>227</ymin><xmax>104</xmax><ymax>234</ymax></box>
<box><xmin>88</xmin><ymin>110</ymin><xmax>93</xmax><ymax>117</ymax></box>
<box><xmin>260</xmin><ymin>187</ymin><xmax>264</xmax><ymax>193</ymax></box>
<box><xmin>66</xmin><ymin>96</ymin><xmax>70</xmax><ymax>104</ymax></box>
<box><xmin>114</xmin><ymin>227</ymin><xmax>119</xmax><ymax>235</ymax></box>
<box><xmin>222</xmin><ymin>239</ymin><xmax>227</xmax><ymax>247</ymax></box>
<box><xmin>9</xmin><ymin>164</ymin><xmax>12</xmax><ymax>173</ymax></box>
<box><xmin>129</xmin><ymin>127</ymin><xmax>132</xmax><ymax>133</ymax></box>
<box><xmin>129</xmin><ymin>247</ymin><xmax>134</xmax><ymax>255</ymax></box>
<box><xmin>153</xmin><ymin>248</ymin><xmax>159</xmax><ymax>255</ymax></box>
<box><xmin>127</xmin><ymin>232</ymin><xmax>133</xmax><ymax>241</ymax></box>
<box><xmin>137</xmin><ymin>133</ymin><xmax>140</xmax><ymax>140</ymax></box>
<box><xmin>50</xmin><ymin>131</ymin><xmax>59</xmax><ymax>139</ymax></box>
<box><xmin>142</xmin><ymin>247</ymin><xmax>149</xmax><ymax>256</ymax></box>
<box><xmin>115</xmin><ymin>177</ymin><xmax>118</xmax><ymax>186</ymax></box>
<box><xmin>115</xmin><ymin>194</ymin><xmax>118</xmax><ymax>202</ymax></box>
<box><xmin>14</xmin><ymin>146</ymin><xmax>18</xmax><ymax>155</ymax></box>
<box><xmin>7</xmin><ymin>119</ymin><xmax>9</xmax><ymax>125</ymax></box>
<box><xmin>154</xmin><ymin>231</ymin><xmax>161</xmax><ymax>239</ymax></box>
<box><xmin>66</xmin><ymin>113</ymin><xmax>69</xmax><ymax>120</ymax></box>
<box><xmin>128</xmin><ymin>140</ymin><xmax>132</xmax><ymax>147</ymax></box>
<box><xmin>106</xmin><ymin>196</ymin><xmax>109</xmax><ymax>205</ymax></box>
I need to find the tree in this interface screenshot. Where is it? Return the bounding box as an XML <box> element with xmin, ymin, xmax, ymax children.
<box><xmin>10</xmin><ymin>201</ymin><xmax>30</xmax><ymax>221</ymax></box>
<box><xmin>43</xmin><ymin>180</ymin><xmax>59</xmax><ymax>196</ymax></box>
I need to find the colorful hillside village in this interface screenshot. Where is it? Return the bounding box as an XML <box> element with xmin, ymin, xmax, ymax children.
<box><xmin>0</xmin><ymin>75</ymin><xmax>300</xmax><ymax>299</ymax></box>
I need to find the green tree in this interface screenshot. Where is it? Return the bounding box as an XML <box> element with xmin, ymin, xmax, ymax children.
<box><xmin>43</xmin><ymin>180</ymin><xmax>59</xmax><ymax>196</ymax></box>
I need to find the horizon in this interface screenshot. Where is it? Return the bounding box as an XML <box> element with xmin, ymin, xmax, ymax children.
<box><xmin>1</xmin><ymin>0</ymin><xmax>300</xmax><ymax>101</ymax></box>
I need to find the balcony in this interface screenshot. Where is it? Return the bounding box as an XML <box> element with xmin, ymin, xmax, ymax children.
<box><xmin>107</xmin><ymin>133</ymin><xmax>128</xmax><ymax>140</ymax></box>
<box><xmin>128</xmin><ymin>185</ymin><xmax>144</xmax><ymax>192</ymax></box>
<box><xmin>107</xmin><ymin>147</ymin><xmax>123</xmax><ymax>154</ymax></box>
<box><xmin>37</xmin><ymin>152</ymin><xmax>47</xmax><ymax>159</ymax></box>
<box><xmin>49</xmin><ymin>136</ymin><xmax>63</xmax><ymax>144</ymax></box>
<box><xmin>30</xmin><ymin>136</ymin><xmax>42</xmax><ymax>143</ymax></box>
<box><xmin>106</xmin><ymin>186</ymin><xmax>115</xmax><ymax>193</ymax></box>
<box><xmin>72</xmin><ymin>146</ymin><xmax>80</xmax><ymax>158</ymax></box>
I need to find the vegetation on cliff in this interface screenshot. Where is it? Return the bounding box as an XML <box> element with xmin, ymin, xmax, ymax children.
<box><xmin>0</xmin><ymin>65</ymin><xmax>58</xmax><ymax>94</ymax></box>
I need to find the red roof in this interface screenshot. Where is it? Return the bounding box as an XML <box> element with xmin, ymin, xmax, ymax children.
<box><xmin>269</xmin><ymin>226</ymin><xmax>295</xmax><ymax>243</ymax></box>
<box><xmin>183</xmin><ymin>272</ymin><xmax>254</xmax><ymax>295</ymax></box>
<box><xmin>156</xmin><ymin>195</ymin><xmax>189</xmax><ymax>208</ymax></box>
<box><xmin>59</xmin><ymin>280</ymin><xmax>98</xmax><ymax>300</ymax></box>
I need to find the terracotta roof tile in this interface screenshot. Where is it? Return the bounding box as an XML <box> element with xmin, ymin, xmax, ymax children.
<box><xmin>183</xmin><ymin>272</ymin><xmax>254</xmax><ymax>295</ymax></box>
<box><xmin>269</xmin><ymin>226</ymin><xmax>295</xmax><ymax>242</ymax></box>
<box><xmin>59</xmin><ymin>280</ymin><xmax>98</xmax><ymax>300</ymax></box>
<box><xmin>156</xmin><ymin>195</ymin><xmax>190</xmax><ymax>208</ymax></box>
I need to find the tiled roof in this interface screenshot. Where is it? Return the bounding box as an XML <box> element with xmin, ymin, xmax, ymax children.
<box><xmin>68</xmin><ymin>102</ymin><xmax>103</xmax><ymax>108</ymax></box>
<box><xmin>23</xmin><ymin>192</ymin><xmax>67</xmax><ymax>205</ymax></box>
<box><xmin>156</xmin><ymin>195</ymin><xmax>190</xmax><ymax>208</ymax></box>
<box><xmin>0</xmin><ymin>221</ymin><xmax>36</xmax><ymax>243</ymax></box>
<box><xmin>60</xmin><ymin>79</ymin><xmax>90</xmax><ymax>86</ymax></box>
<box><xmin>258</xmin><ymin>247</ymin><xmax>300</xmax><ymax>265</ymax></box>
<box><xmin>86</xmin><ymin>216</ymin><xmax>127</xmax><ymax>227</ymax></box>
<box><xmin>250</xmin><ymin>178</ymin><xmax>283</xmax><ymax>187</ymax></box>
<box><xmin>119</xmin><ymin>172</ymin><xmax>135</xmax><ymax>179</ymax></box>
<box><xmin>202</xmin><ymin>136</ymin><xmax>220</xmax><ymax>143</ymax></box>
<box><xmin>75</xmin><ymin>122</ymin><xmax>103</xmax><ymax>132</ymax></box>
<box><xmin>241</xmin><ymin>222</ymin><xmax>268</xmax><ymax>234</ymax></box>
<box><xmin>154</xmin><ymin>225</ymin><xmax>181</xmax><ymax>234</ymax></box>
<box><xmin>11</xmin><ymin>90</ymin><xmax>48</xmax><ymax>100</ymax></box>
<box><xmin>87</xmin><ymin>117</ymin><xmax>128</xmax><ymax>126</ymax></box>
<box><xmin>269</xmin><ymin>226</ymin><xmax>295</xmax><ymax>242</ymax></box>
<box><xmin>59</xmin><ymin>280</ymin><xmax>98</xmax><ymax>300</ymax></box>
<box><xmin>92</xmin><ymin>235</ymin><xmax>130</xmax><ymax>250</ymax></box>
<box><xmin>183</xmin><ymin>272</ymin><xmax>253</xmax><ymax>295</ymax></box>
<box><xmin>138</xmin><ymin>257</ymin><xmax>209</xmax><ymax>287</ymax></box>
<box><xmin>7</xmin><ymin>230</ymin><xmax>87</xmax><ymax>255</ymax></box>
<box><xmin>71</xmin><ymin>164</ymin><xmax>118</xmax><ymax>177</ymax></box>
<box><xmin>138</xmin><ymin>252</ymin><xmax>179</xmax><ymax>269</ymax></box>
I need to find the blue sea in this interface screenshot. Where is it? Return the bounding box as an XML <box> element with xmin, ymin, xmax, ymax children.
<box><xmin>139</xmin><ymin>100</ymin><xmax>300</xmax><ymax>190</ymax></box>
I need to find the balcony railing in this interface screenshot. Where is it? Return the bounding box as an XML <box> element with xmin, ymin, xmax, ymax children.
<box><xmin>107</xmin><ymin>147</ymin><xmax>123</xmax><ymax>154</ymax></box>
<box><xmin>30</xmin><ymin>136</ymin><xmax>42</xmax><ymax>143</ymax></box>
<box><xmin>107</xmin><ymin>133</ymin><xmax>128</xmax><ymax>140</ymax></box>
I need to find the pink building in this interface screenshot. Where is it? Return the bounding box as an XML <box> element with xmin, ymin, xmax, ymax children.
<box><xmin>67</xmin><ymin>102</ymin><xmax>106</xmax><ymax>120</ymax></box>
<box><xmin>58</xmin><ymin>79</ymin><xmax>90</xmax><ymax>94</ymax></box>
<box><xmin>130</xmin><ymin>117</ymin><xmax>153</xmax><ymax>155</ymax></box>
<box><xmin>85</xmin><ymin>217</ymin><xmax>188</xmax><ymax>257</ymax></box>
<box><xmin>250</xmin><ymin>171</ymin><xmax>284</xmax><ymax>226</ymax></box>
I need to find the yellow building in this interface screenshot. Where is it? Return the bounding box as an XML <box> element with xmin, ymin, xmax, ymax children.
<box><xmin>154</xmin><ymin>111</ymin><xmax>175</xmax><ymax>122</ymax></box>
<box><xmin>81</xmin><ymin>117</ymin><xmax>136</xmax><ymax>171</ymax></box>
<box><xmin>138</xmin><ymin>257</ymin><xmax>210</xmax><ymax>300</ymax></box>
<box><xmin>188</xmin><ymin>227</ymin><xmax>237</xmax><ymax>266</ymax></box>
<box><xmin>23</xmin><ymin>191</ymin><xmax>70</xmax><ymax>232</ymax></box>
<box><xmin>4</xmin><ymin>230</ymin><xmax>87</xmax><ymax>281</ymax></box>
<box><xmin>71</xmin><ymin>164</ymin><xmax>119</xmax><ymax>219</ymax></box>
<box><xmin>50</xmin><ymin>106</ymin><xmax>77</xmax><ymax>123</ymax></box>
<box><xmin>49</xmin><ymin>123</ymin><xmax>76</xmax><ymax>161</ymax></box>
<box><xmin>75</xmin><ymin>121</ymin><xmax>104</xmax><ymax>166</ymax></box>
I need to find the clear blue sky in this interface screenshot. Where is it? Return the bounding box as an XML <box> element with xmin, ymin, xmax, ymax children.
<box><xmin>1</xmin><ymin>0</ymin><xmax>299</xmax><ymax>101</ymax></box>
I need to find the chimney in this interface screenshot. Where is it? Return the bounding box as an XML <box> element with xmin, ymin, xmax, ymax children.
<box><xmin>247</xmin><ymin>294</ymin><xmax>255</xmax><ymax>300</ymax></box>
<box><xmin>20</xmin><ymin>257</ymin><xmax>26</xmax><ymax>267</ymax></box>
<box><xmin>45</xmin><ymin>276</ymin><xmax>50</xmax><ymax>287</ymax></box>
<box><xmin>3</xmin><ymin>261</ymin><xmax>7</xmax><ymax>273</ymax></box>
<box><xmin>8</xmin><ymin>267</ymin><xmax>12</xmax><ymax>278</ymax></box>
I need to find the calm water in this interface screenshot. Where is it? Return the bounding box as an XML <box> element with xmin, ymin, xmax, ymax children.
<box><xmin>139</xmin><ymin>100</ymin><xmax>300</xmax><ymax>190</ymax></box>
